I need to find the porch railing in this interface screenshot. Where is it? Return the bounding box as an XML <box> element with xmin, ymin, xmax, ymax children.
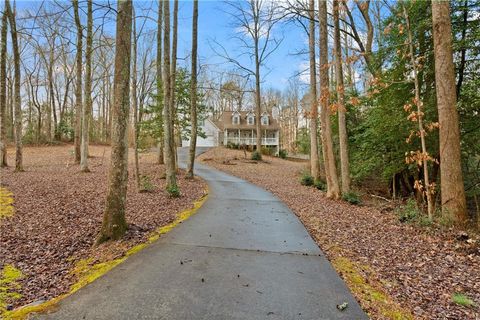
<box><xmin>225</xmin><ymin>137</ymin><xmax>278</xmax><ymax>146</ymax></box>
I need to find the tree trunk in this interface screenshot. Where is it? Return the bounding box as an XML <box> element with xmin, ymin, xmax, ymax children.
<box><xmin>81</xmin><ymin>0</ymin><xmax>92</xmax><ymax>172</ymax></box>
<box><xmin>156</xmin><ymin>1</ymin><xmax>164</xmax><ymax>165</ymax></box>
<box><xmin>431</xmin><ymin>0</ymin><xmax>468</xmax><ymax>223</ymax></box>
<box><xmin>308</xmin><ymin>0</ymin><xmax>320</xmax><ymax>180</ymax></box>
<box><xmin>48</xmin><ymin>40</ymin><xmax>59</xmax><ymax>141</ymax></box>
<box><xmin>6</xmin><ymin>0</ymin><xmax>22</xmax><ymax>172</ymax></box>
<box><xmin>0</xmin><ymin>9</ymin><xmax>7</xmax><ymax>167</ymax></box>
<box><xmin>132</xmin><ymin>9</ymin><xmax>141</xmax><ymax>190</ymax></box>
<box><xmin>170</xmin><ymin>0</ymin><xmax>179</xmax><ymax>171</ymax></box>
<box><xmin>318</xmin><ymin>0</ymin><xmax>340</xmax><ymax>199</ymax></box>
<box><xmin>334</xmin><ymin>0</ymin><xmax>351</xmax><ymax>193</ymax></box>
<box><xmin>73</xmin><ymin>0</ymin><xmax>82</xmax><ymax>163</ymax></box>
<box><xmin>97</xmin><ymin>0</ymin><xmax>132</xmax><ymax>244</ymax></box>
<box><xmin>163</xmin><ymin>0</ymin><xmax>177</xmax><ymax>190</ymax></box>
<box><xmin>404</xmin><ymin>5</ymin><xmax>434</xmax><ymax>218</ymax></box>
<box><xmin>186</xmin><ymin>0</ymin><xmax>199</xmax><ymax>179</ymax></box>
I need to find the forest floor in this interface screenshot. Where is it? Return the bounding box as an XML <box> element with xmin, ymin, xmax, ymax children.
<box><xmin>0</xmin><ymin>144</ymin><xmax>207</xmax><ymax>312</ymax></box>
<box><xmin>198</xmin><ymin>147</ymin><xmax>480</xmax><ymax>320</ymax></box>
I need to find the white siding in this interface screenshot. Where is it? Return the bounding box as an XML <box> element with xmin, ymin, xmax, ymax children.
<box><xmin>183</xmin><ymin>119</ymin><xmax>219</xmax><ymax>147</ymax></box>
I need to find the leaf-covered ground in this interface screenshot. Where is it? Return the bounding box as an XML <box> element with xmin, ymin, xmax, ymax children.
<box><xmin>0</xmin><ymin>145</ymin><xmax>207</xmax><ymax>310</ymax></box>
<box><xmin>198</xmin><ymin>147</ymin><xmax>479</xmax><ymax>320</ymax></box>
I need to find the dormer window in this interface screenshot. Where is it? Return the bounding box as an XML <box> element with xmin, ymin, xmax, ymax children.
<box><xmin>261</xmin><ymin>115</ymin><xmax>269</xmax><ymax>125</ymax></box>
<box><xmin>247</xmin><ymin>115</ymin><xmax>255</xmax><ymax>125</ymax></box>
<box><xmin>232</xmin><ymin>114</ymin><xmax>240</xmax><ymax>125</ymax></box>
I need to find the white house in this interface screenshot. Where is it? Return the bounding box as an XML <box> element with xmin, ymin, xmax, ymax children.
<box><xmin>184</xmin><ymin>110</ymin><xmax>280</xmax><ymax>153</ymax></box>
<box><xmin>182</xmin><ymin>118</ymin><xmax>221</xmax><ymax>147</ymax></box>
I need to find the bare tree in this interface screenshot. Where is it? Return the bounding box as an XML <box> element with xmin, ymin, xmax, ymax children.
<box><xmin>73</xmin><ymin>0</ymin><xmax>82</xmax><ymax>163</ymax></box>
<box><xmin>171</xmin><ymin>0</ymin><xmax>179</xmax><ymax>169</ymax></box>
<box><xmin>431</xmin><ymin>0</ymin><xmax>467</xmax><ymax>223</ymax></box>
<box><xmin>162</xmin><ymin>0</ymin><xmax>177</xmax><ymax>191</ymax></box>
<box><xmin>214</xmin><ymin>0</ymin><xmax>283</xmax><ymax>156</ymax></box>
<box><xmin>6</xmin><ymin>0</ymin><xmax>22</xmax><ymax>172</ymax></box>
<box><xmin>80</xmin><ymin>0</ymin><xmax>93</xmax><ymax>172</ymax></box>
<box><xmin>156</xmin><ymin>1</ymin><xmax>164</xmax><ymax>165</ymax></box>
<box><xmin>308</xmin><ymin>0</ymin><xmax>320</xmax><ymax>180</ymax></box>
<box><xmin>0</xmin><ymin>8</ymin><xmax>7</xmax><ymax>167</ymax></box>
<box><xmin>334</xmin><ymin>0</ymin><xmax>351</xmax><ymax>193</ymax></box>
<box><xmin>318</xmin><ymin>0</ymin><xmax>339</xmax><ymax>198</ymax></box>
<box><xmin>187</xmin><ymin>0</ymin><xmax>199</xmax><ymax>178</ymax></box>
<box><xmin>97</xmin><ymin>0</ymin><xmax>132</xmax><ymax>244</ymax></box>
<box><xmin>132</xmin><ymin>8</ymin><xmax>140</xmax><ymax>190</ymax></box>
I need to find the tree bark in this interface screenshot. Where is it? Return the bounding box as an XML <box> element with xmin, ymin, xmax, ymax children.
<box><xmin>163</xmin><ymin>0</ymin><xmax>177</xmax><ymax>190</ymax></box>
<box><xmin>132</xmin><ymin>8</ymin><xmax>140</xmax><ymax>190</ymax></box>
<box><xmin>73</xmin><ymin>0</ymin><xmax>82</xmax><ymax>163</ymax></box>
<box><xmin>48</xmin><ymin>37</ymin><xmax>59</xmax><ymax>141</ymax></box>
<box><xmin>334</xmin><ymin>0</ymin><xmax>351</xmax><ymax>193</ymax></box>
<box><xmin>431</xmin><ymin>0</ymin><xmax>468</xmax><ymax>223</ymax></box>
<box><xmin>170</xmin><ymin>0</ymin><xmax>179</xmax><ymax>171</ymax></box>
<box><xmin>156</xmin><ymin>1</ymin><xmax>164</xmax><ymax>165</ymax></box>
<box><xmin>333</xmin><ymin>0</ymin><xmax>350</xmax><ymax>193</ymax></box>
<box><xmin>80</xmin><ymin>0</ymin><xmax>92</xmax><ymax>172</ymax></box>
<box><xmin>308</xmin><ymin>0</ymin><xmax>320</xmax><ymax>180</ymax></box>
<box><xmin>0</xmin><ymin>9</ymin><xmax>7</xmax><ymax>167</ymax></box>
<box><xmin>97</xmin><ymin>0</ymin><xmax>132</xmax><ymax>244</ymax></box>
<box><xmin>253</xmin><ymin>1</ymin><xmax>262</xmax><ymax>156</ymax></box>
<box><xmin>6</xmin><ymin>0</ymin><xmax>22</xmax><ymax>172</ymax></box>
<box><xmin>318</xmin><ymin>0</ymin><xmax>340</xmax><ymax>199</ymax></box>
<box><xmin>187</xmin><ymin>0</ymin><xmax>199</xmax><ymax>178</ymax></box>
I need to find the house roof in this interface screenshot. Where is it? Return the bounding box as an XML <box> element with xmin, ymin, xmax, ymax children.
<box><xmin>213</xmin><ymin>111</ymin><xmax>280</xmax><ymax>130</ymax></box>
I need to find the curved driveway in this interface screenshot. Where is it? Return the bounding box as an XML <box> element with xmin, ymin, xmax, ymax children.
<box><xmin>36</xmin><ymin>148</ymin><xmax>367</xmax><ymax>320</ymax></box>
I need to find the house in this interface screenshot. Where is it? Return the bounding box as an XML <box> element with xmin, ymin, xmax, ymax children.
<box><xmin>182</xmin><ymin>118</ymin><xmax>221</xmax><ymax>147</ymax></box>
<box><xmin>215</xmin><ymin>110</ymin><xmax>280</xmax><ymax>153</ymax></box>
<box><xmin>183</xmin><ymin>110</ymin><xmax>280</xmax><ymax>153</ymax></box>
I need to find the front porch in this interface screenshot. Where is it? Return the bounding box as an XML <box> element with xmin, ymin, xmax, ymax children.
<box><xmin>223</xmin><ymin>129</ymin><xmax>279</xmax><ymax>146</ymax></box>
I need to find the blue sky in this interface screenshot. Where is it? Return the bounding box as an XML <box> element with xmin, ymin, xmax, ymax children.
<box><xmin>13</xmin><ymin>0</ymin><xmax>311</xmax><ymax>91</ymax></box>
<box><xmin>172</xmin><ymin>1</ymin><xmax>307</xmax><ymax>90</ymax></box>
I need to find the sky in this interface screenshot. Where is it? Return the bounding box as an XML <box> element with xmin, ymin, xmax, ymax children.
<box><xmin>165</xmin><ymin>0</ymin><xmax>309</xmax><ymax>91</ymax></box>
<box><xmin>12</xmin><ymin>0</ymin><xmax>375</xmax><ymax>94</ymax></box>
<box><xmin>13</xmin><ymin>0</ymin><xmax>309</xmax><ymax>92</ymax></box>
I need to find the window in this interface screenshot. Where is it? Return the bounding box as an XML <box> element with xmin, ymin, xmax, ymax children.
<box><xmin>232</xmin><ymin>115</ymin><xmax>240</xmax><ymax>125</ymax></box>
<box><xmin>261</xmin><ymin>116</ymin><xmax>269</xmax><ymax>125</ymax></box>
<box><xmin>247</xmin><ymin>116</ymin><xmax>254</xmax><ymax>125</ymax></box>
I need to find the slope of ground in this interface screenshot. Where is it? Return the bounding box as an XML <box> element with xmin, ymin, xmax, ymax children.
<box><xmin>198</xmin><ymin>147</ymin><xmax>479</xmax><ymax>320</ymax></box>
<box><xmin>0</xmin><ymin>145</ymin><xmax>207</xmax><ymax>311</ymax></box>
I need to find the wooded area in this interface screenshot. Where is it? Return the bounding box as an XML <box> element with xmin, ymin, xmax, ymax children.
<box><xmin>0</xmin><ymin>0</ymin><xmax>479</xmax><ymax>319</ymax></box>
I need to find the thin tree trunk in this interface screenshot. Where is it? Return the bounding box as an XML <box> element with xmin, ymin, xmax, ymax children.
<box><xmin>404</xmin><ymin>5</ymin><xmax>433</xmax><ymax>218</ymax></box>
<box><xmin>254</xmin><ymin>2</ymin><xmax>262</xmax><ymax>156</ymax></box>
<box><xmin>187</xmin><ymin>0</ymin><xmax>198</xmax><ymax>178</ymax></box>
<box><xmin>97</xmin><ymin>0</ymin><xmax>132</xmax><ymax>244</ymax></box>
<box><xmin>431</xmin><ymin>0</ymin><xmax>468</xmax><ymax>223</ymax></box>
<box><xmin>308</xmin><ymin>0</ymin><xmax>320</xmax><ymax>180</ymax></box>
<box><xmin>48</xmin><ymin>40</ymin><xmax>59</xmax><ymax>141</ymax></box>
<box><xmin>6</xmin><ymin>0</ymin><xmax>22</xmax><ymax>171</ymax></box>
<box><xmin>0</xmin><ymin>9</ymin><xmax>7</xmax><ymax>167</ymax></box>
<box><xmin>170</xmin><ymin>0</ymin><xmax>179</xmax><ymax>171</ymax></box>
<box><xmin>318</xmin><ymin>0</ymin><xmax>340</xmax><ymax>199</ymax></box>
<box><xmin>73</xmin><ymin>0</ymin><xmax>82</xmax><ymax>163</ymax></box>
<box><xmin>132</xmin><ymin>9</ymin><xmax>140</xmax><ymax>190</ymax></box>
<box><xmin>163</xmin><ymin>0</ymin><xmax>177</xmax><ymax>190</ymax></box>
<box><xmin>156</xmin><ymin>1</ymin><xmax>164</xmax><ymax>165</ymax></box>
<box><xmin>81</xmin><ymin>0</ymin><xmax>92</xmax><ymax>172</ymax></box>
<box><xmin>334</xmin><ymin>0</ymin><xmax>351</xmax><ymax>193</ymax></box>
